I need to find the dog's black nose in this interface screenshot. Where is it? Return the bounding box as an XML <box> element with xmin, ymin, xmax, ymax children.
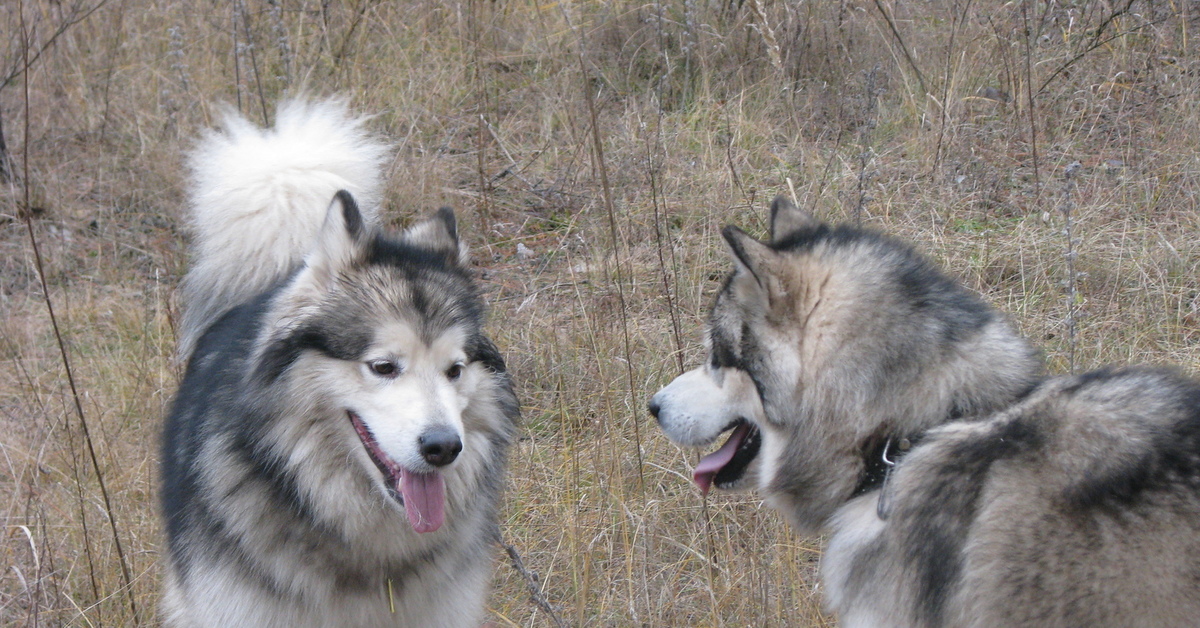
<box><xmin>648</xmin><ymin>398</ymin><xmax>661</xmax><ymax>420</ymax></box>
<box><xmin>419</xmin><ymin>427</ymin><xmax>462</xmax><ymax>467</ymax></box>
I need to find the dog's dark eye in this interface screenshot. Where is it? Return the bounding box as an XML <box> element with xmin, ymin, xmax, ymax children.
<box><xmin>368</xmin><ymin>360</ymin><xmax>401</xmax><ymax>378</ymax></box>
<box><xmin>445</xmin><ymin>362</ymin><xmax>464</xmax><ymax>380</ymax></box>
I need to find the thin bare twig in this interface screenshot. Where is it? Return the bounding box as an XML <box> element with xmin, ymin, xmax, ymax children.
<box><xmin>331</xmin><ymin>0</ymin><xmax>383</xmax><ymax>67</ymax></box>
<box><xmin>232</xmin><ymin>3</ymin><xmax>243</xmax><ymax>113</ymax></box>
<box><xmin>16</xmin><ymin>3</ymin><xmax>140</xmax><ymax>623</ymax></box>
<box><xmin>1</xmin><ymin>0</ymin><xmax>111</xmax><ymax>91</ymax></box>
<box><xmin>872</xmin><ymin>0</ymin><xmax>928</xmax><ymax>95</ymax></box>
<box><xmin>2</xmin><ymin>0</ymin><xmax>110</xmax><ymax>180</ymax></box>
<box><xmin>933</xmin><ymin>0</ymin><xmax>973</xmax><ymax>173</ymax></box>
<box><xmin>1021</xmin><ymin>0</ymin><xmax>1041</xmax><ymax>196</ymax></box>
<box><xmin>236</xmin><ymin>0</ymin><xmax>271</xmax><ymax>126</ymax></box>
<box><xmin>499</xmin><ymin>537</ymin><xmax>568</xmax><ymax>628</ymax></box>
<box><xmin>1036</xmin><ymin>0</ymin><xmax>1139</xmax><ymax>97</ymax></box>
<box><xmin>647</xmin><ymin>1</ymin><xmax>684</xmax><ymax>373</ymax></box>
<box><xmin>647</xmin><ymin>127</ymin><xmax>684</xmax><ymax>375</ymax></box>
<box><xmin>564</xmin><ymin>7</ymin><xmax>646</xmax><ymax>499</ymax></box>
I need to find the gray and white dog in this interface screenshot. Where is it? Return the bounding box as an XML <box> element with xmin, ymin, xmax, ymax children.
<box><xmin>650</xmin><ymin>196</ymin><xmax>1200</xmax><ymax>627</ymax></box>
<box><xmin>160</xmin><ymin>98</ymin><xmax>518</xmax><ymax>627</ymax></box>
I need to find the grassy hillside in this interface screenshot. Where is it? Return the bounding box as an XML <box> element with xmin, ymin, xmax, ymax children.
<box><xmin>2</xmin><ymin>0</ymin><xmax>1197</xmax><ymax>625</ymax></box>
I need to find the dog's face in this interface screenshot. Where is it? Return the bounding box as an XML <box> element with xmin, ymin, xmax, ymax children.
<box><xmin>255</xmin><ymin>194</ymin><xmax>511</xmax><ymax>534</ymax></box>
<box><xmin>651</xmin><ymin>196</ymin><xmax>910</xmax><ymax>529</ymax></box>
<box><xmin>651</xmin><ymin>196</ymin><xmax>819</xmax><ymax>500</ymax></box>
<box><xmin>331</xmin><ymin>319</ymin><xmax>489</xmax><ymax>534</ymax></box>
<box><xmin>650</xmin><ymin>359</ymin><xmax>767</xmax><ymax>493</ymax></box>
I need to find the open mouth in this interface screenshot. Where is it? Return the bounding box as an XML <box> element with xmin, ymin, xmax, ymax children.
<box><xmin>693</xmin><ymin>419</ymin><xmax>761</xmax><ymax>495</ymax></box>
<box><xmin>348</xmin><ymin>411</ymin><xmax>445</xmax><ymax>533</ymax></box>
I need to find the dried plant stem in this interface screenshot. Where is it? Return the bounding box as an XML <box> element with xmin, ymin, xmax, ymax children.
<box><xmin>267</xmin><ymin>0</ymin><xmax>293</xmax><ymax>86</ymax></box>
<box><xmin>15</xmin><ymin>354</ymin><xmax>60</xmax><ymax>628</ymax></box>
<box><xmin>1060</xmin><ymin>162</ymin><xmax>1082</xmax><ymax>373</ymax></box>
<box><xmin>331</xmin><ymin>0</ymin><xmax>379</xmax><ymax>66</ymax></box>
<box><xmin>723</xmin><ymin>104</ymin><xmax>747</xmax><ymax>202</ymax></box>
<box><xmin>643</xmin><ymin>37</ymin><xmax>684</xmax><ymax>374</ymax></box>
<box><xmin>17</xmin><ymin>4</ymin><xmax>139</xmax><ymax>623</ymax></box>
<box><xmin>872</xmin><ymin>0</ymin><xmax>928</xmax><ymax>95</ymax></box>
<box><xmin>1036</xmin><ymin>0</ymin><xmax>1138</xmax><ymax>97</ymax></box>
<box><xmin>500</xmin><ymin>536</ymin><xmax>568</xmax><ymax>628</ymax></box>
<box><xmin>749</xmin><ymin>0</ymin><xmax>785</xmax><ymax>77</ymax></box>
<box><xmin>651</xmin><ymin>0</ymin><xmax>718</xmax><ymax>607</ymax></box>
<box><xmin>470</xmin><ymin>0</ymin><xmax>491</xmax><ymax>219</ymax></box>
<box><xmin>569</xmin><ymin>12</ymin><xmax>645</xmax><ymax>499</ymax></box>
<box><xmin>647</xmin><ymin>139</ymin><xmax>684</xmax><ymax>374</ymax></box>
<box><xmin>0</xmin><ymin>108</ymin><xmax>9</xmax><ymax>182</ymax></box>
<box><xmin>232</xmin><ymin>3</ymin><xmax>243</xmax><ymax>113</ymax></box>
<box><xmin>933</xmin><ymin>0</ymin><xmax>972</xmax><ymax>172</ymax></box>
<box><xmin>649</xmin><ymin>0</ymin><xmax>680</xmax><ymax>295</ymax></box>
<box><xmin>236</xmin><ymin>0</ymin><xmax>270</xmax><ymax>126</ymax></box>
<box><xmin>1021</xmin><ymin>0</ymin><xmax>1041</xmax><ymax>195</ymax></box>
<box><xmin>852</xmin><ymin>67</ymin><xmax>880</xmax><ymax>225</ymax></box>
<box><xmin>1</xmin><ymin>0</ymin><xmax>110</xmax><ymax>91</ymax></box>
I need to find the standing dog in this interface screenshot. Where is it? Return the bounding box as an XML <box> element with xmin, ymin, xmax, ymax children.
<box><xmin>160</xmin><ymin>99</ymin><xmax>518</xmax><ymax>627</ymax></box>
<box><xmin>650</xmin><ymin>196</ymin><xmax>1200</xmax><ymax>627</ymax></box>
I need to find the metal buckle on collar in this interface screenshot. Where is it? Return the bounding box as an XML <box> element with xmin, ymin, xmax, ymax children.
<box><xmin>876</xmin><ymin>437</ymin><xmax>912</xmax><ymax>520</ymax></box>
<box><xmin>881</xmin><ymin>437</ymin><xmax>912</xmax><ymax>466</ymax></box>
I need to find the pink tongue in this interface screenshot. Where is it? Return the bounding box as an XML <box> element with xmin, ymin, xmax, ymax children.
<box><xmin>693</xmin><ymin>422</ymin><xmax>751</xmax><ymax>495</ymax></box>
<box><xmin>399</xmin><ymin>469</ymin><xmax>445</xmax><ymax>533</ymax></box>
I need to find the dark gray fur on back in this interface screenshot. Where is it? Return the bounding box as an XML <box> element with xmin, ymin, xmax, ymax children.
<box><xmin>831</xmin><ymin>366</ymin><xmax>1200</xmax><ymax>627</ymax></box>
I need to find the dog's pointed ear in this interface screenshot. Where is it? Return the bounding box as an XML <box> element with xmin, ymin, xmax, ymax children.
<box><xmin>769</xmin><ymin>195</ymin><xmax>815</xmax><ymax>245</ymax></box>
<box><xmin>404</xmin><ymin>206</ymin><xmax>468</xmax><ymax>265</ymax></box>
<box><xmin>724</xmin><ymin>225</ymin><xmax>790</xmax><ymax>311</ymax></box>
<box><xmin>723</xmin><ymin>224</ymin><xmax>775</xmax><ymax>288</ymax></box>
<box><xmin>723</xmin><ymin>225</ymin><xmax>773</xmax><ymax>282</ymax></box>
<box><xmin>306</xmin><ymin>190</ymin><xmax>369</xmax><ymax>280</ymax></box>
<box><xmin>273</xmin><ymin>190</ymin><xmax>370</xmax><ymax>327</ymax></box>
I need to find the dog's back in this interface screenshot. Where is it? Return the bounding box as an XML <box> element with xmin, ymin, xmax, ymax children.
<box><xmin>824</xmin><ymin>362</ymin><xmax>1200</xmax><ymax>627</ymax></box>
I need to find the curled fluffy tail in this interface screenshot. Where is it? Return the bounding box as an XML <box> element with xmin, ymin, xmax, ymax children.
<box><xmin>177</xmin><ymin>98</ymin><xmax>390</xmax><ymax>359</ymax></box>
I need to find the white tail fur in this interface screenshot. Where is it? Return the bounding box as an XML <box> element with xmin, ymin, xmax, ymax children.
<box><xmin>177</xmin><ymin>97</ymin><xmax>391</xmax><ymax>360</ymax></box>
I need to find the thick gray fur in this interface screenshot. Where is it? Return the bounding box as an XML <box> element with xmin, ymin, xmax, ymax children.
<box><xmin>651</xmin><ymin>196</ymin><xmax>1200</xmax><ymax>627</ymax></box>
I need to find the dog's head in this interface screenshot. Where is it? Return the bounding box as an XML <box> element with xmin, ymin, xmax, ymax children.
<box><xmin>253</xmin><ymin>192</ymin><xmax>515</xmax><ymax>534</ymax></box>
<box><xmin>651</xmin><ymin>197</ymin><xmax>1039</xmax><ymax>530</ymax></box>
<box><xmin>650</xmin><ymin>196</ymin><xmax>821</xmax><ymax>507</ymax></box>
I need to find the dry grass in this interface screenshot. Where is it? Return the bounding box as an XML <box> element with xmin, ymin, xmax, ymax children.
<box><xmin>2</xmin><ymin>0</ymin><xmax>1198</xmax><ymax>625</ymax></box>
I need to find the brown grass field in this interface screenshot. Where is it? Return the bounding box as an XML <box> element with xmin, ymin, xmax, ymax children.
<box><xmin>2</xmin><ymin>0</ymin><xmax>1198</xmax><ymax>625</ymax></box>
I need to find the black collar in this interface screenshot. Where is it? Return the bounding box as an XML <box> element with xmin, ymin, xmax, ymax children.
<box><xmin>852</xmin><ymin>433</ymin><xmax>924</xmax><ymax>499</ymax></box>
<box><xmin>850</xmin><ymin>381</ymin><xmax>1045</xmax><ymax>513</ymax></box>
